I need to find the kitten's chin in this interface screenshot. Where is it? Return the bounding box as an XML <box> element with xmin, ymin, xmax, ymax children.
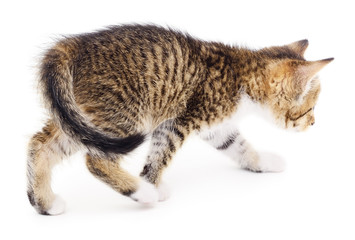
<box><xmin>287</xmin><ymin>127</ymin><xmax>301</xmax><ymax>133</ymax></box>
<box><xmin>271</xmin><ymin>119</ymin><xmax>299</xmax><ymax>132</ymax></box>
<box><xmin>296</xmin><ymin>125</ymin><xmax>311</xmax><ymax>132</ymax></box>
<box><xmin>283</xmin><ymin>123</ymin><xmax>310</xmax><ymax>133</ymax></box>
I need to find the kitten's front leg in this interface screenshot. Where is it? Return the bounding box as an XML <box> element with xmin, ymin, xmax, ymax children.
<box><xmin>235</xmin><ymin>140</ymin><xmax>286</xmax><ymax>173</ymax></box>
<box><xmin>200</xmin><ymin>124</ymin><xmax>285</xmax><ymax>173</ymax></box>
<box><xmin>140</xmin><ymin>119</ymin><xmax>190</xmax><ymax>201</ymax></box>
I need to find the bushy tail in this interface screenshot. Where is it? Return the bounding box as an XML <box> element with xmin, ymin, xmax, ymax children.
<box><xmin>39</xmin><ymin>45</ymin><xmax>145</xmax><ymax>156</ymax></box>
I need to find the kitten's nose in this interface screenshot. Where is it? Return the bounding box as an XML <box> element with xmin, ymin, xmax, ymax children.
<box><xmin>311</xmin><ymin>122</ymin><xmax>315</xmax><ymax>126</ymax></box>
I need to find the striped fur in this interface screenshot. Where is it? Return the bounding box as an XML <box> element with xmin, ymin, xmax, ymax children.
<box><xmin>27</xmin><ymin>25</ymin><xmax>332</xmax><ymax>214</ymax></box>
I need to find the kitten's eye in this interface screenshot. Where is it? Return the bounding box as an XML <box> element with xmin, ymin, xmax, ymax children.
<box><xmin>288</xmin><ymin>108</ymin><xmax>312</xmax><ymax>121</ymax></box>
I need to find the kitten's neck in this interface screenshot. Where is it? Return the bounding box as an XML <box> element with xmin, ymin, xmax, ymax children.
<box><xmin>232</xmin><ymin>48</ymin><xmax>269</xmax><ymax>103</ymax></box>
<box><xmin>201</xmin><ymin>43</ymin><xmax>269</xmax><ymax>104</ymax></box>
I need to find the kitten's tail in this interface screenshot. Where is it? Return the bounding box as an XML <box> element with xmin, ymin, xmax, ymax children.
<box><xmin>38</xmin><ymin>43</ymin><xmax>145</xmax><ymax>156</ymax></box>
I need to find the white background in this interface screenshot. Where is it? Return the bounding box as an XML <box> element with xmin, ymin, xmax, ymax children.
<box><xmin>1</xmin><ymin>0</ymin><xmax>354</xmax><ymax>239</ymax></box>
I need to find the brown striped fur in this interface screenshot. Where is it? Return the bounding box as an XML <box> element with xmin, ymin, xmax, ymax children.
<box><xmin>27</xmin><ymin>25</ymin><xmax>332</xmax><ymax>214</ymax></box>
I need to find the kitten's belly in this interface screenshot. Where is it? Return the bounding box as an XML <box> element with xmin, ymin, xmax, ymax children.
<box><xmin>75</xmin><ymin>91</ymin><xmax>185</xmax><ymax>136</ymax></box>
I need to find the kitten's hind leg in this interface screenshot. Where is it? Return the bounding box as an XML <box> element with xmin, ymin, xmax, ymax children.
<box><xmin>86</xmin><ymin>155</ymin><xmax>159</xmax><ymax>204</ymax></box>
<box><xmin>200</xmin><ymin>125</ymin><xmax>285</xmax><ymax>173</ymax></box>
<box><xmin>27</xmin><ymin>120</ymin><xmax>77</xmax><ymax>215</ymax></box>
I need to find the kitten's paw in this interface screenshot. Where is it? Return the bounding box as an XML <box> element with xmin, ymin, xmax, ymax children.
<box><xmin>157</xmin><ymin>182</ymin><xmax>170</xmax><ymax>202</ymax></box>
<box><xmin>257</xmin><ymin>152</ymin><xmax>286</xmax><ymax>172</ymax></box>
<box><xmin>46</xmin><ymin>195</ymin><xmax>66</xmax><ymax>215</ymax></box>
<box><xmin>130</xmin><ymin>180</ymin><xmax>159</xmax><ymax>205</ymax></box>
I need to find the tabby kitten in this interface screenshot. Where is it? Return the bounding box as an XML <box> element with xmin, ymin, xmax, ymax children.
<box><xmin>27</xmin><ymin>25</ymin><xmax>333</xmax><ymax>215</ymax></box>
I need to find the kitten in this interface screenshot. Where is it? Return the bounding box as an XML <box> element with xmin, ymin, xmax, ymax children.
<box><xmin>27</xmin><ymin>24</ymin><xmax>333</xmax><ymax>215</ymax></box>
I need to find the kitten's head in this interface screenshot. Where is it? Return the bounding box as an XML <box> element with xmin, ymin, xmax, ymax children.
<box><xmin>262</xmin><ymin>40</ymin><xmax>333</xmax><ymax>131</ymax></box>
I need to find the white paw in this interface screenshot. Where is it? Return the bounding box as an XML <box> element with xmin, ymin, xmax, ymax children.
<box><xmin>130</xmin><ymin>180</ymin><xmax>159</xmax><ymax>205</ymax></box>
<box><xmin>157</xmin><ymin>182</ymin><xmax>170</xmax><ymax>202</ymax></box>
<box><xmin>47</xmin><ymin>195</ymin><xmax>66</xmax><ymax>215</ymax></box>
<box><xmin>257</xmin><ymin>152</ymin><xmax>286</xmax><ymax>172</ymax></box>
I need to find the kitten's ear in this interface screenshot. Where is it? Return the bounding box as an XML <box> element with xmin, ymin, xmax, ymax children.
<box><xmin>286</xmin><ymin>39</ymin><xmax>309</xmax><ymax>56</ymax></box>
<box><xmin>293</xmin><ymin>58</ymin><xmax>334</xmax><ymax>95</ymax></box>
